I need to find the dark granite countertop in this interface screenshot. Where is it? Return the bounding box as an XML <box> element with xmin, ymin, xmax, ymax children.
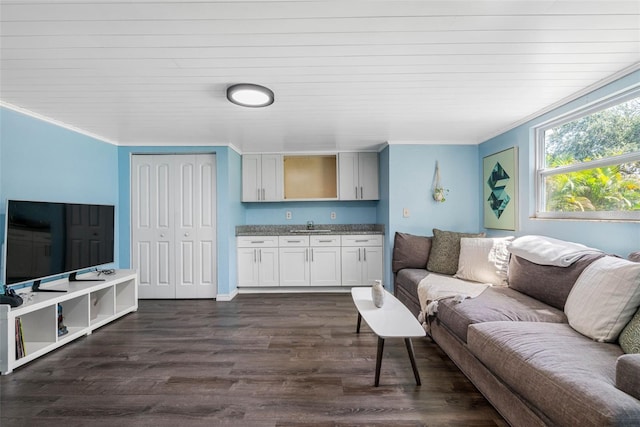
<box><xmin>236</xmin><ymin>224</ymin><xmax>384</xmax><ymax>236</ymax></box>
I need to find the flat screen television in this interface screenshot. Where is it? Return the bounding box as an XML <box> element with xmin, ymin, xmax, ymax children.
<box><xmin>3</xmin><ymin>200</ymin><xmax>115</xmax><ymax>288</ymax></box>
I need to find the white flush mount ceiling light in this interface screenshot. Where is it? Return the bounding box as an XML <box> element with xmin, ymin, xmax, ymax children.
<box><xmin>227</xmin><ymin>84</ymin><xmax>274</xmax><ymax>107</ymax></box>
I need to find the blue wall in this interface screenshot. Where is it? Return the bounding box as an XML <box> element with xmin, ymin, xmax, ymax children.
<box><xmin>0</xmin><ymin>107</ymin><xmax>119</xmax><ymax>287</ymax></box>
<box><xmin>383</xmin><ymin>144</ymin><xmax>481</xmax><ymax>289</ymax></box>
<box><xmin>244</xmin><ymin>200</ymin><xmax>378</xmax><ymax>225</ymax></box>
<box><xmin>116</xmin><ymin>146</ymin><xmax>243</xmax><ymax>298</ymax></box>
<box><xmin>479</xmin><ymin>70</ymin><xmax>640</xmax><ymax>257</ymax></box>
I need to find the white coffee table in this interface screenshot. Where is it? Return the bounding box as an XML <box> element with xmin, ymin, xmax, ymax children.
<box><xmin>351</xmin><ymin>287</ymin><xmax>426</xmax><ymax>387</ymax></box>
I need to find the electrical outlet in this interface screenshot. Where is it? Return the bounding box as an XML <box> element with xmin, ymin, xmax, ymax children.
<box><xmin>286</xmin><ymin>211</ymin><xmax>292</xmax><ymax>220</ymax></box>
<box><xmin>330</xmin><ymin>212</ymin><xmax>336</xmax><ymax>220</ymax></box>
<box><xmin>403</xmin><ymin>208</ymin><xmax>410</xmax><ymax>218</ymax></box>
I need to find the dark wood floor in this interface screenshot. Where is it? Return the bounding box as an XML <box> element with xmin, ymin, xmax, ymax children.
<box><xmin>1</xmin><ymin>293</ymin><xmax>506</xmax><ymax>427</ymax></box>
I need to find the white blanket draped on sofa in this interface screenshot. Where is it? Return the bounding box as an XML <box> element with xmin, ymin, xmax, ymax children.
<box><xmin>417</xmin><ymin>274</ymin><xmax>490</xmax><ymax>327</ymax></box>
<box><xmin>508</xmin><ymin>235</ymin><xmax>603</xmax><ymax>267</ymax></box>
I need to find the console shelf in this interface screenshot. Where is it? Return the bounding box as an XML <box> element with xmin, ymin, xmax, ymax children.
<box><xmin>0</xmin><ymin>270</ymin><xmax>138</xmax><ymax>374</ymax></box>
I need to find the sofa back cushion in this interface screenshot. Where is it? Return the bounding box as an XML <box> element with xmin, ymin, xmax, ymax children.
<box><xmin>507</xmin><ymin>253</ymin><xmax>603</xmax><ymax>310</ymax></box>
<box><xmin>391</xmin><ymin>232</ymin><xmax>432</xmax><ymax>273</ymax></box>
<box><xmin>427</xmin><ymin>228</ymin><xmax>485</xmax><ymax>275</ymax></box>
<box><xmin>565</xmin><ymin>256</ymin><xmax>640</xmax><ymax>342</ymax></box>
<box><xmin>454</xmin><ymin>236</ymin><xmax>513</xmax><ymax>286</ymax></box>
<box><xmin>619</xmin><ymin>308</ymin><xmax>640</xmax><ymax>354</ymax></box>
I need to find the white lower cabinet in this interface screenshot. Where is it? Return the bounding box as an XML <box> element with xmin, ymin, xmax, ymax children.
<box><xmin>237</xmin><ymin>237</ymin><xmax>279</xmax><ymax>287</ymax></box>
<box><xmin>279</xmin><ymin>237</ymin><xmax>310</xmax><ymax>286</ymax></box>
<box><xmin>279</xmin><ymin>236</ymin><xmax>341</xmax><ymax>287</ymax></box>
<box><xmin>309</xmin><ymin>245</ymin><xmax>341</xmax><ymax>286</ymax></box>
<box><xmin>341</xmin><ymin>235</ymin><xmax>384</xmax><ymax>286</ymax></box>
<box><xmin>237</xmin><ymin>234</ymin><xmax>381</xmax><ymax>288</ymax></box>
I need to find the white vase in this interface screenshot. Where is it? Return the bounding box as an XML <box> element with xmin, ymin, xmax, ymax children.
<box><xmin>372</xmin><ymin>280</ymin><xmax>385</xmax><ymax>308</ymax></box>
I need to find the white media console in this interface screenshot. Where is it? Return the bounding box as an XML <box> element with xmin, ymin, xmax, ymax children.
<box><xmin>0</xmin><ymin>270</ymin><xmax>138</xmax><ymax>374</ymax></box>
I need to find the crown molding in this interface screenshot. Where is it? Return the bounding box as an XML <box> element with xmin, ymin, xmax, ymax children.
<box><xmin>0</xmin><ymin>101</ymin><xmax>119</xmax><ymax>146</ymax></box>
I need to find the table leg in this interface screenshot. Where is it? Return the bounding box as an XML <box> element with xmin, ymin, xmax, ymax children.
<box><xmin>404</xmin><ymin>338</ymin><xmax>421</xmax><ymax>386</ymax></box>
<box><xmin>356</xmin><ymin>312</ymin><xmax>362</xmax><ymax>333</ymax></box>
<box><xmin>375</xmin><ymin>337</ymin><xmax>384</xmax><ymax>387</ymax></box>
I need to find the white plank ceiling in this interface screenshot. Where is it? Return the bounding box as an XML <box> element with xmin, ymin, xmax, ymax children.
<box><xmin>1</xmin><ymin>0</ymin><xmax>639</xmax><ymax>152</ymax></box>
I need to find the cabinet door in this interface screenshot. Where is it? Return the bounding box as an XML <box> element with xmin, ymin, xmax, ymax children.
<box><xmin>358</xmin><ymin>152</ymin><xmax>379</xmax><ymax>200</ymax></box>
<box><xmin>310</xmin><ymin>247</ymin><xmax>341</xmax><ymax>286</ymax></box>
<box><xmin>338</xmin><ymin>152</ymin><xmax>359</xmax><ymax>200</ymax></box>
<box><xmin>261</xmin><ymin>154</ymin><xmax>283</xmax><ymax>201</ymax></box>
<box><xmin>279</xmin><ymin>247</ymin><xmax>309</xmax><ymax>286</ymax></box>
<box><xmin>242</xmin><ymin>154</ymin><xmax>262</xmax><ymax>201</ymax></box>
<box><xmin>237</xmin><ymin>248</ymin><xmax>259</xmax><ymax>286</ymax></box>
<box><xmin>341</xmin><ymin>246</ymin><xmax>362</xmax><ymax>286</ymax></box>
<box><xmin>362</xmin><ymin>246</ymin><xmax>383</xmax><ymax>284</ymax></box>
<box><xmin>258</xmin><ymin>247</ymin><xmax>280</xmax><ymax>286</ymax></box>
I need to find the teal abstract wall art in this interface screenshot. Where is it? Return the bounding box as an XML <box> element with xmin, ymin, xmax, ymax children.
<box><xmin>483</xmin><ymin>147</ymin><xmax>518</xmax><ymax>230</ymax></box>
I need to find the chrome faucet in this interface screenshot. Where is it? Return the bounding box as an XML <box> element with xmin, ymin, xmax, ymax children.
<box><xmin>307</xmin><ymin>221</ymin><xmax>314</xmax><ymax>230</ymax></box>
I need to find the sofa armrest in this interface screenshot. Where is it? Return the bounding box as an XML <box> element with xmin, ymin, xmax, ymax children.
<box><xmin>616</xmin><ymin>354</ymin><xmax>640</xmax><ymax>400</ymax></box>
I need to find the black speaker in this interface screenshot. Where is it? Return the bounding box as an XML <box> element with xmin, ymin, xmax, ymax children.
<box><xmin>0</xmin><ymin>288</ymin><xmax>23</xmax><ymax>307</ymax></box>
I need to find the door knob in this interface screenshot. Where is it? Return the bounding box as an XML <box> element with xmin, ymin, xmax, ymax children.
<box><xmin>160</xmin><ymin>234</ymin><xmax>165</xmax><ymax>238</ymax></box>
<box><xmin>184</xmin><ymin>233</ymin><xmax>189</xmax><ymax>237</ymax></box>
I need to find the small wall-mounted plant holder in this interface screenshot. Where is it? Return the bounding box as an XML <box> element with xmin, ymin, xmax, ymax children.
<box><xmin>433</xmin><ymin>161</ymin><xmax>449</xmax><ymax>203</ymax></box>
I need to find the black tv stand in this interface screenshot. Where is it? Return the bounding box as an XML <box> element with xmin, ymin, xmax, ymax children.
<box><xmin>69</xmin><ymin>272</ymin><xmax>106</xmax><ymax>282</ymax></box>
<box><xmin>32</xmin><ymin>280</ymin><xmax>66</xmax><ymax>293</ymax></box>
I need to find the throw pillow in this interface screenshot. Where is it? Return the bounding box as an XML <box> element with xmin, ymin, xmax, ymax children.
<box><xmin>619</xmin><ymin>308</ymin><xmax>640</xmax><ymax>354</ymax></box>
<box><xmin>391</xmin><ymin>232</ymin><xmax>432</xmax><ymax>273</ymax></box>
<box><xmin>564</xmin><ymin>256</ymin><xmax>640</xmax><ymax>342</ymax></box>
<box><xmin>629</xmin><ymin>251</ymin><xmax>640</xmax><ymax>263</ymax></box>
<box><xmin>454</xmin><ymin>236</ymin><xmax>514</xmax><ymax>286</ymax></box>
<box><xmin>508</xmin><ymin>253</ymin><xmax>603</xmax><ymax>310</ymax></box>
<box><xmin>426</xmin><ymin>228</ymin><xmax>485</xmax><ymax>276</ymax></box>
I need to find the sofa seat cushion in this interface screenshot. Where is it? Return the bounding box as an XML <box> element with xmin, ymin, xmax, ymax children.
<box><xmin>395</xmin><ymin>268</ymin><xmax>429</xmax><ymax>296</ymax></box>
<box><xmin>394</xmin><ymin>269</ymin><xmax>429</xmax><ymax>317</ymax></box>
<box><xmin>436</xmin><ymin>287</ymin><xmax>567</xmax><ymax>343</ymax></box>
<box><xmin>468</xmin><ymin>322</ymin><xmax>640</xmax><ymax>427</ymax></box>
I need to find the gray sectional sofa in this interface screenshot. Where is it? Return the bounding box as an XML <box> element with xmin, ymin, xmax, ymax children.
<box><xmin>392</xmin><ymin>230</ymin><xmax>640</xmax><ymax>427</ymax></box>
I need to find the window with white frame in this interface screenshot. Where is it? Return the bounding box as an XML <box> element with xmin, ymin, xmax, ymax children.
<box><xmin>535</xmin><ymin>87</ymin><xmax>640</xmax><ymax>221</ymax></box>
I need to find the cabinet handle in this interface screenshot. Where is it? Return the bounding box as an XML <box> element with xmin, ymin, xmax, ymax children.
<box><xmin>355</xmin><ymin>186</ymin><xmax>358</xmax><ymax>199</ymax></box>
<box><xmin>259</xmin><ymin>249</ymin><xmax>262</xmax><ymax>262</ymax></box>
<box><xmin>355</xmin><ymin>240</ymin><xmax>368</xmax><ymax>243</ymax></box>
<box><xmin>257</xmin><ymin>188</ymin><xmax>260</xmax><ymax>200</ymax></box>
<box><xmin>305</xmin><ymin>248</ymin><xmax>308</xmax><ymax>262</ymax></box>
<box><xmin>184</xmin><ymin>233</ymin><xmax>189</xmax><ymax>237</ymax></box>
<box><xmin>254</xmin><ymin>249</ymin><xmax>257</xmax><ymax>262</ymax></box>
<box><xmin>360</xmin><ymin>186</ymin><xmax>363</xmax><ymax>199</ymax></box>
<box><xmin>311</xmin><ymin>248</ymin><xmax>314</xmax><ymax>262</ymax></box>
<box><xmin>262</xmin><ymin>188</ymin><xmax>265</xmax><ymax>200</ymax></box>
<box><xmin>318</xmin><ymin>240</ymin><xmax>332</xmax><ymax>243</ymax></box>
<box><xmin>287</xmin><ymin>240</ymin><xmax>301</xmax><ymax>243</ymax></box>
<box><xmin>364</xmin><ymin>248</ymin><xmax>367</xmax><ymax>261</ymax></box>
<box><xmin>250</xmin><ymin>240</ymin><xmax>265</xmax><ymax>244</ymax></box>
<box><xmin>358</xmin><ymin>248</ymin><xmax>361</xmax><ymax>262</ymax></box>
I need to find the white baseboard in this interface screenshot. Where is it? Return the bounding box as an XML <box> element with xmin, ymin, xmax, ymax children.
<box><xmin>238</xmin><ymin>286</ymin><xmax>353</xmax><ymax>294</ymax></box>
<box><xmin>216</xmin><ymin>288</ymin><xmax>239</xmax><ymax>301</ymax></box>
